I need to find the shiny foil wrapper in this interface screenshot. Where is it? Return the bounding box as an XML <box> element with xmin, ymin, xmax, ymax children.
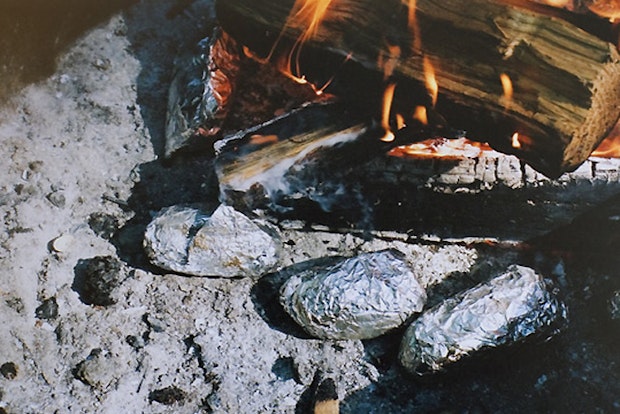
<box><xmin>399</xmin><ymin>265</ymin><xmax>567</xmax><ymax>374</ymax></box>
<box><xmin>280</xmin><ymin>250</ymin><xmax>427</xmax><ymax>340</ymax></box>
<box><xmin>144</xmin><ymin>204</ymin><xmax>280</xmax><ymax>277</ymax></box>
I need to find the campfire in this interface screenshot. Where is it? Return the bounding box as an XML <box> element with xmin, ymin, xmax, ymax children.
<box><xmin>149</xmin><ymin>0</ymin><xmax>620</xmax><ymax>401</ymax></box>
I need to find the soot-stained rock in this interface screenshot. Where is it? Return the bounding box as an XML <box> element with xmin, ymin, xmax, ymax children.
<box><xmin>280</xmin><ymin>250</ymin><xmax>427</xmax><ymax>340</ymax></box>
<box><xmin>144</xmin><ymin>204</ymin><xmax>280</xmax><ymax>277</ymax></box>
<box><xmin>72</xmin><ymin>256</ymin><xmax>124</xmax><ymax>306</ymax></box>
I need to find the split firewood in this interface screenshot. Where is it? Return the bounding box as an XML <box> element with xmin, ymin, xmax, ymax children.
<box><xmin>214</xmin><ymin>101</ymin><xmax>464</xmax><ymax>214</ymax></box>
<box><xmin>215</xmin><ymin>0</ymin><xmax>620</xmax><ymax>177</ymax></box>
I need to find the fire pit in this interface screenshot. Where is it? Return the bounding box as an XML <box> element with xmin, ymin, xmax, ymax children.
<box><xmin>141</xmin><ymin>0</ymin><xmax>620</xmax><ymax>410</ymax></box>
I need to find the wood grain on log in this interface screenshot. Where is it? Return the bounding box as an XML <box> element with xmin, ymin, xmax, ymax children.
<box><xmin>216</xmin><ymin>0</ymin><xmax>620</xmax><ymax>177</ymax></box>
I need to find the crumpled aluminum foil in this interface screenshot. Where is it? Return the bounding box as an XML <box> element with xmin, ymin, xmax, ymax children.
<box><xmin>399</xmin><ymin>264</ymin><xmax>568</xmax><ymax>374</ymax></box>
<box><xmin>144</xmin><ymin>204</ymin><xmax>280</xmax><ymax>277</ymax></box>
<box><xmin>280</xmin><ymin>250</ymin><xmax>427</xmax><ymax>340</ymax></box>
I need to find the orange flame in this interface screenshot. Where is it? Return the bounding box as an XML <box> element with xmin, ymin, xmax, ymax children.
<box><xmin>248</xmin><ymin>0</ymin><xmax>335</xmax><ymax>94</ymax></box>
<box><xmin>380</xmin><ymin>82</ymin><xmax>397</xmax><ymax>142</ymax></box>
<box><xmin>423</xmin><ymin>56</ymin><xmax>438</xmax><ymax>107</ymax></box>
<box><xmin>285</xmin><ymin>0</ymin><xmax>335</xmax><ymax>85</ymax></box>
<box><xmin>378</xmin><ymin>44</ymin><xmax>402</xmax><ymax>80</ymax></box>
<box><xmin>592</xmin><ymin>135</ymin><xmax>620</xmax><ymax>157</ymax></box>
<box><xmin>500</xmin><ymin>73</ymin><xmax>513</xmax><ymax>111</ymax></box>
<box><xmin>592</xmin><ymin>121</ymin><xmax>620</xmax><ymax>157</ymax></box>
<box><xmin>408</xmin><ymin>0</ymin><xmax>422</xmax><ymax>52</ymax></box>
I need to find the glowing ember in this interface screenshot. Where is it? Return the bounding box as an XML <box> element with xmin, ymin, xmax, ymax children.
<box><xmin>424</xmin><ymin>56</ymin><xmax>438</xmax><ymax>107</ymax></box>
<box><xmin>249</xmin><ymin>134</ymin><xmax>279</xmax><ymax>146</ymax></box>
<box><xmin>389</xmin><ymin>137</ymin><xmax>494</xmax><ymax>159</ymax></box>
<box><xmin>380</xmin><ymin>82</ymin><xmax>397</xmax><ymax>142</ymax></box>
<box><xmin>585</xmin><ymin>0</ymin><xmax>620</xmax><ymax>21</ymax></box>
<box><xmin>500</xmin><ymin>73</ymin><xmax>513</xmax><ymax>110</ymax></box>
<box><xmin>511</xmin><ymin>132</ymin><xmax>521</xmax><ymax>149</ymax></box>
<box><xmin>539</xmin><ymin>0</ymin><xmax>571</xmax><ymax>7</ymax></box>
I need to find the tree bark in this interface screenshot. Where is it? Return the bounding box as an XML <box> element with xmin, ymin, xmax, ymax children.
<box><xmin>215</xmin><ymin>0</ymin><xmax>620</xmax><ymax>177</ymax></box>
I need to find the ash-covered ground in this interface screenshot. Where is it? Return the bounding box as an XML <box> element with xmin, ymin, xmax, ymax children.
<box><xmin>1</xmin><ymin>1</ymin><xmax>620</xmax><ymax>413</ymax></box>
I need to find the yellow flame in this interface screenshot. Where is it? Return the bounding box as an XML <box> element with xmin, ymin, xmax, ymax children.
<box><xmin>423</xmin><ymin>56</ymin><xmax>438</xmax><ymax>107</ymax></box>
<box><xmin>500</xmin><ymin>73</ymin><xmax>513</xmax><ymax>111</ymax></box>
<box><xmin>380</xmin><ymin>83</ymin><xmax>397</xmax><ymax>142</ymax></box>
<box><xmin>511</xmin><ymin>132</ymin><xmax>521</xmax><ymax>149</ymax></box>
<box><xmin>396</xmin><ymin>113</ymin><xmax>406</xmax><ymax>130</ymax></box>
<box><xmin>413</xmin><ymin>105</ymin><xmax>428</xmax><ymax>125</ymax></box>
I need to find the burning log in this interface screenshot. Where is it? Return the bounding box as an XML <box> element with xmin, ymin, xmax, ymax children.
<box><xmin>215</xmin><ymin>0</ymin><xmax>620</xmax><ymax>177</ymax></box>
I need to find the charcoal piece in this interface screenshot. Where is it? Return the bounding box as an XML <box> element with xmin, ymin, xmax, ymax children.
<box><xmin>72</xmin><ymin>256</ymin><xmax>124</xmax><ymax>306</ymax></box>
<box><xmin>149</xmin><ymin>386</ymin><xmax>186</xmax><ymax>405</ymax></box>
<box><xmin>144</xmin><ymin>204</ymin><xmax>280</xmax><ymax>277</ymax></box>
<box><xmin>0</xmin><ymin>362</ymin><xmax>17</xmax><ymax>380</ymax></box>
<box><xmin>399</xmin><ymin>265</ymin><xmax>568</xmax><ymax>374</ymax></box>
<box><xmin>35</xmin><ymin>297</ymin><xmax>59</xmax><ymax>320</ymax></box>
<box><xmin>280</xmin><ymin>250</ymin><xmax>427</xmax><ymax>340</ymax></box>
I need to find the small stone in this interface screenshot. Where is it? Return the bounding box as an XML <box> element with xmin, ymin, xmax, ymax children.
<box><xmin>73</xmin><ymin>348</ymin><xmax>117</xmax><ymax>389</ymax></box>
<box><xmin>280</xmin><ymin>250</ymin><xmax>427</xmax><ymax>340</ymax></box>
<box><xmin>51</xmin><ymin>234</ymin><xmax>74</xmax><ymax>253</ymax></box>
<box><xmin>148</xmin><ymin>386</ymin><xmax>186</xmax><ymax>405</ymax></box>
<box><xmin>144</xmin><ymin>204</ymin><xmax>280</xmax><ymax>277</ymax></box>
<box><xmin>72</xmin><ymin>256</ymin><xmax>124</xmax><ymax>306</ymax></box>
<box><xmin>46</xmin><ymin>191</ymin><xmax>66</xmax><ymax>208</ymax></box>
<box><xmin>0</xmin><ymin>362</ymin><xmax>18</xmax><ymax>380</ymax></box>
<box><xmin>35</xmin><ymin>297</ymin><xmax>59</xmax><ymax>320</ymax></box>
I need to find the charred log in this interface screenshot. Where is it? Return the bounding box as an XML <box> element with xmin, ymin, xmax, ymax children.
<box><xmin>215</xmin><ymin>0</ymin><xmax>620</xmax><ymax>177</ymax></box>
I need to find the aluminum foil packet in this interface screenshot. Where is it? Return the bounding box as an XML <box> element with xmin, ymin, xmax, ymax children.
<box><xmin>144</xmin><ymin>204</ymin><xmax>280</xmax><ymax>277</ymax></box>
<box><xmin>280</xmin><ymin>250</ymin><xmax>427</xmax><ymax>340</ymax></box>
<box><xmin>399</xmin><ymin>264</ymin><xmax>567</xmax><ymax>374</ymax></box>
